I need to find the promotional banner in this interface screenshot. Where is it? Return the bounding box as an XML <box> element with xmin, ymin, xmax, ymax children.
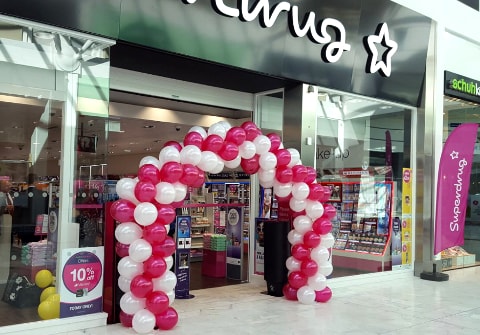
<box><xmin>401</xmin><ymin>168</ymin><xmax>412</xmax><ymax>266</ymax></box>
<box><xmin>434</xmin><ymin>123</ymin><xmax>478</xmax><ymax>254</ymax></box>
<box><xmin>175</xmin><ymin>215</ymin><xmax>193</xmax><ymax>299</ymax></box>
<box><xmin>226</xmin><ymin>207</ymin><xmax>243</xmax><ymax>280</ymax></box>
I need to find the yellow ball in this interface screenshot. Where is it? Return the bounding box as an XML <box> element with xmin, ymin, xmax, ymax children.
<box><xmin>46</xmin><ymin>293</ymin><xmax>60</xmax><ymax>303</ymax></box>
<box><xmin>35</xmin><ymin>270</ymin><xmax>53</xmax><ymax>289</ymax></box>
<box><xmin>40</xmin><ymin>287</ymin><xmax>57</xmax><ymax>303</ymax></box>
<box><xmin>38</xmin><ymin>300</ymin><xmax>60</xmax><ymax>320</ymax></box>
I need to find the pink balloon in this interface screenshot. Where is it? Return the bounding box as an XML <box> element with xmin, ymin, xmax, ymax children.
<box><xmin>163</xmin><ymin>141</ymin><xmax>183</xmax><ymax>152</ymax></box>
<box><xmin>151</xmin><ymin>237</ymin><xmax>176</xmax><ymax>257</ymax></box>
<box><xmin>110</xmin><ymin>199</ymin><xmax>136</xmax><ymax>223</ymax></box>
<box><xmin>191</xmin><ymin>169</ymin><xmax>206</xmax><ymax>188</ymax></box>
<box><xmin>308</xmin><ymin>183</ymin><xmax>325</xmax><ymax>201</ymax></box>
<box><xmin>146</xmin><ymin>291</ymin><xmax>169</xmax><ymax>315</ymax></box>
<box><xmin>301</xmin><ymin>259</ymin><xmax>319</xmax><ymax>277</ymax></box>
<box><xmin>179</xmin><ymin>164</ymin><xmax>199</xmax><ymax>186</ymax></box>
<box><xmin>138</xmin><ymin>164</ymin><xmax>161</xmax><ymax>184</ymax></box>
<box><xmin>134</xmin><ymin>181</ymin><xmax>157</xmax><ymax>202</ymax></box>
<box><xmin>304</xmin><ymin>167</ymin><xmax>317</xmax><ymax>184</ymax></box>
<box><xmin>288</xmin><ymin>271</ymin><xmax>308</xmax><ymax>289</ymax></box>
<box><xmin>276</xmin><ymin>166</ymin><xmax>293</xmax><ymax>184</ymax></box>
<box><xmin>312</xmin><ymin>218</ymin><xmax>333</xmax><ymax>235</ymax></box>
<box><xmin>275</xmin><ymin>149</ymin><xmax>291</xmax><ymax>166</ymax></box>
<box><xmin>143</xmin><ymin>255</ymin><xmax>167</xmax><ymax>279</ymax></box>
<box><xmin>266</xmin><ymin>133</ymin><xmax>282</xmax><ymax>152</ymax></box>
<box><xmin>202</xmin><ymin>134</ymin><xmax>224</xmax><ymax>153</ymax></box>
<box><xmin>322</xmin><ymin>186</ymin><xmax>332</xmax><ymax>201</ymax></box>
<box><xmin>219</xmin><ymin>141</ymin><xmax>239</xmax><ymax>161</ymax></box>
<box><xmin>292</xmin><ymin>165</ymin><xmax>308</xmax><ymax>183</ymax></box>
<box><xmin>143</xmin><ymin>223</ymin><xmax>167</xmax><ymax>245</ymax></box>
<box><xmin>130</xmin><ymin>274</ymin><xmax>153</xmax><ymax>298</ymax></box>
<box><xmin>315</xmin><ymin>286</ymin><xmax>333</xmax><ymax>303</ymax></box>
<box><xmin>240</xmin><ymin>155</ymin><xmax>260</xmax><ymax>175</ymax></box>
<box><xmin>160</xmin><ymin>162</ymin><xmax>183</xmax><ymax>183</ymax></box>
<box><xmin>242</xmin><ymin>121</ymin><xmax>261</xmax><ymax>141</ymax></box>
<box><xmin>154</xmin><ymin>204</ymin><xmax>176</xmax><ymax>225</ymax></box>
<box><xmin>183</xmin><ymin>131</ymin><xmax>203</xmax><ymax>148</ymax></box>
<box><xmin>291</xmin><ymin>244</ymin><xmax>310</xmax><ymax>261</ymax></box>
<box><xmin>303</xmin><ymin>231</ymin><xmax>321</xmax><ymax>248</ymax></box>
<box><xmin>119</xmin><ymin>310</ymin><xmax>134</xmax><ymax>328</ymax></box>
<box><xmin>155</xmin><ymin>307</ymin><xmax>178</xmax><ymax>330</ymax></box>
<box><xmin>282</xmin><ymin>284</ymin><xmax>298</xmax><ymax>301</ymax></box>
<box><xmin>225</xmin><ymin>126</ymin><xmax>247</xmax><ymax>145</ymax></box>
<box><xmin>115</xmin><ymin>242</ymin><xmax>130</xmax><ymax>258</ymax></box>
<box><xmin>290</xmin><ymin>209</ymin><xmax>306</xmax><ymax>220</ymax></box>
<box><xmin>323</xmin><ymin>204</ymin><xmax>337</xmax><ymax>220</ymax></box>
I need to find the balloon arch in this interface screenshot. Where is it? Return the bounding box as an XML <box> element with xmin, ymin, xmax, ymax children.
<box><xmin>111</xmin><ymin>121</ymin><xmax>335</xmax><ymax>333</ymax></box>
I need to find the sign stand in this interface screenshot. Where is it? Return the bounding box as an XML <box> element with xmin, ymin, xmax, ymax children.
<box><xmin>226</xmin><ymin>207</ymin><xmax>243</xmax><ymax>280</ymax></box>
<box><xmin>174</xmin><ymin>215</ymin><xmax>195</xmax><ymax>299</ymax></box>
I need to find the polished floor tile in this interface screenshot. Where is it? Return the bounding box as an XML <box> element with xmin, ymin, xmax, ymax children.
<box><xmin>61</xmin><ymin>266</ymin><xmax>480</xmax><ymax>335</ymax></box>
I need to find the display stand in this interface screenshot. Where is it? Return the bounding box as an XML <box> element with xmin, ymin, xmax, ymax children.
<box><xmin>174</xmin><ymin>215</ymin><xmax>194</xmax><ymax>299</ymax></box>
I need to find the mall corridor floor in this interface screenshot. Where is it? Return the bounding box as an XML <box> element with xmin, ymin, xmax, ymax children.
<box><xmin>67</xmin><ymin>266</ymin><xmax>479</xmax><ymax>335</ymax></box>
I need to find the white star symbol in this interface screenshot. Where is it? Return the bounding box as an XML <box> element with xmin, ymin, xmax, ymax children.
<box><xmin>366</xmin><ymin>23</ymin><xmax>398</xmax><ymax>77</ymax></box>
<box><xmin>450</xmin><ymin>151</ymin><xmax>459</xmax><ymax>160</ymax></box>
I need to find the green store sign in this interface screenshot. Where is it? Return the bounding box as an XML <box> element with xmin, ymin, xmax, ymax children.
<box><xmin>445</xmin><ymin>71</ymin><xmax>480</xmax><ymax>103</ymax></box>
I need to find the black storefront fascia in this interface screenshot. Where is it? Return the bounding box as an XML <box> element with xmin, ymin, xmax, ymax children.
<box><xmin>0</xmin><ymin>0</ymin><xmax>431</xmax><ymax>105</ymax></box>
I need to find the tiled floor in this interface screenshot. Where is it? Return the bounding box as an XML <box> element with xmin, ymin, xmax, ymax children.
<box><xmin>62</xmin><ymin>266</ymin><xmax>480</xmax><ymax>335</ymax></box>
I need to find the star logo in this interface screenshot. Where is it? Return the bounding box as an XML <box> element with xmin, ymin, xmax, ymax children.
<box><xmin>450</xmin><ymin>151</ymin><xmax>459</xmax><ymax>160</ymax></box>
<box><xmin>364</xmin><ymin>23</ymin><xmax>398</xmax><ymax>77</ymax></box>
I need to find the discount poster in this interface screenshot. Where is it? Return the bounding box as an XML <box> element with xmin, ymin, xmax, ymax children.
<box><xmin>59</xmin><ymin>247</ymin><xmax>104</xmax><ymax>317</ymax></box>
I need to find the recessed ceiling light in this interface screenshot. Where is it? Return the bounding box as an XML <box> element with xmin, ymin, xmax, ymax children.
<box><xmin>145</xmin><ymin>148</ymin><xmax>152</xmax><ymax>151</ymax></box>
<box><xmin>143</xmin><ymin>125</ymin><xmax>155</xmax><ymax>129</ymax></box>
<box><xmin>153</xmin><ymin>140</ymin><xmax>162</xmax><ymax>143</ymax></box>
<box><xmin>124</xmin><ymin>149</ymin><xmax>131</xmax><ymax>153</ymax></box>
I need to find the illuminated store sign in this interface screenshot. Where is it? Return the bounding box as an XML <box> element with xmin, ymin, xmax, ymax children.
<box><xmin>445</xmin><ymin>71</ymin><xmax>480</xmax><ymax>104</ymax></box>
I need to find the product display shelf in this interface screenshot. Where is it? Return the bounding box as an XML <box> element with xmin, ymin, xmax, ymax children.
<box><xmin>187</xmin><ymin>190</ymin><xmax>215</xmax><ymax>261</ymax></box>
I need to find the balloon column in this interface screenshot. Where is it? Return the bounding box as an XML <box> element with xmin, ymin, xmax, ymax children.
<box><xmin>112</xmin><ymin>120</ymin><xmax>335</xmax><ymax>333</ymax></box>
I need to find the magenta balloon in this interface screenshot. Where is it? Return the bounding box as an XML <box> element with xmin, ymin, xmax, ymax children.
<box><xmin>155</xmin><ymin>307</ymin><xmax>179</xmax><ymax>330</ymax></box>
<box><xmin>130</xmin><ymin>274</ymin><xmax>154</xmax><ymax>298</ymax></box>
<box><xmin>154</xmin><ymin>204</ymin><xmax>176</xmax><ymax>225</ymax></box>
<box><xmin>225</xmin><ymin>126</ymin><xmax>247</xmax><ymax>145</ymax></box>
<box><xmin>275</xmin><ymin>149</ymin><xmax>291</xmax><ymax>167</ymax></box>
<box><xmin>266</xmin><ymin>133</ymin><xmax>282</xmax><ymax>152</ymax></box>
<box><xmin>110</xmin><ymin>199</ymin><xmax>136</xmax><ymax>223</ymax></box>
<box><xmin>219</xmin><ymin>141</ymin><xmax>239</xmax><ymax>161</ymax></box>
<box><xmin>301</xmin><ymin>259</ymin><xmax>319</xmax><ymax>277</ymax></box>
<box><xmin>143</xmin><ymin>255</ymin><xmax>167</xmax><ymax>279</ymax></box>
<box><xmin>303</xmin><ymin>231</ymin><xmax>321</xmax><ymax>249</ymax></box>
<box><xmin>276</xmin><ymin>166</ymin><xmax>293</xmax><ymax>184</ymax></box>
<box><xmin>246</xmin><ymin>128</ymin><xmax>262</xmax><ymax>141</ymax></box>
<box><xmin>138</xmin><ymin>164</ymin><xmax>161</xmax><ymax>184</ymax></box>
<box><xmin>315</xmin><ymin>286</ymin><xmax>333</xmax><ymax>303</ymax></box>
<box><xmin>202</xmin><ymin>134</ymin><xmax>224</xmax><ymax>153</ymax></box>
<box><xmin>322</xmin><ymin>186</ymin><xmax>332</xmax><ymax>202</ymax></box>
<box><xmin>282</xmin><ymin>283</ymin><xmax>298</xmax><ymax>301</ymax></box>
<box><xmin>119</xmin><ymin>310</ymin><xmax>134</xmax><ymax>328</ymax></box>
<box><xmin>146</xmin><ymin>291</ymin><xmax>169</xmax><ymax>315</ymax></box>
<box><xmin>151</xmin><ymin>236</ymin><xmax>176</xmax><ymax>257</ymax></box>
<box><xmin>134</xmin><ymin>181</ymin><xmax>157</xmax><ymax>202</ymax></box>
<box><xmin>183</xmin><ymin>131</ymin><xmax>203</xmax><ymax>148</ymax></box>
<box><xmin>304</xmin><ymin>167</ymin><xmax>317</xmax><ymax>184</ymax></box>
<box><xmin>240</xmin><ymin>155</ymin><xmax>260</xmax><ymax>175</ymax></box>
<box><xmin>323</xmin><ymin>204</ymin><xmax>337</xmax><ymax>220</ymax></box>
<box><xmin>308</xmin><ymin>183</ymin><xmax>324</xmax><ymax>201</ymax></box>
<box><xmin>241</xmin><ymin>121</ymin><xmax>257</xmax><ymax>132</ymax></box>
<box><xmin>143</xmin><ymin>223</ymin><xmax>167</xmax><ymax>245</ymax></box>
<box><xmin>290</xmin><ymin>209</ymin><xmax>306</xmax><ymax>220</ymax></box>
<box><xmin>179</xmin><ymin>164</ymin><xmax>198</xmax><ymax>186</ymax></box>
<box><xmin>291</xmin><ymin>244</ymin><xmax>310</xmax><ymax>261</ymax></box>
<box><xmin>312</xmin><ymin>217</ymin><xmax>333</xmax><ymax>235</ymax></box>
<box><xmin>288</xmin><ymin>271</ymin><xmax>308</xmax><ymax>289</ymax></box>
<box><xmin>191</xmin><ymin>169</ymin><xmax>206</xmax><ymax>188</ymax></box>
<box><xmin>163</xmin><ymin>141</ymin><xmax>183</xmax><ymax>152</ymax></box>
<box><xmin>292</xmin><ymin>165</ymin><xmax>308</xmax><ymax>183</ymax></box>
<box><xmin>115</xmin><ymin>242</ymin><xmax>130</xmax><ymax>258</ymax></box>
<box><xmin>160</xmin><ymin>162</ymin><xmax>183</xmax><ymax>183</ymax></box>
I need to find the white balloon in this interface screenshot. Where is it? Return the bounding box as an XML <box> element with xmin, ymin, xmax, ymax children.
<box><xmin>155</xmin><ymin>182</ymin><xmax>176</xmax><ymax>204</ymax></box>
<box><xmin>224</xmin><ymin>155</ymin><xmax>241</xmax><ymax>169</ymax></box>
<box><xmin>310</xmin><ymin>246</ymin><xmax>330</xmax><ymax>263</ymax></box>
<box><xmin>287</xmin><ymin>229</ymin><xmax>304</xmax><ymax>245</ymax></box>
<box><xmin>289</xmin><ymin>197</ymin><xmax>307</xmax><ymax>212</ymax></box>
<box><xmin>307</xmin><ymin>273</ymin><xmax>327</xmax><ymax>291</ymax></box>
<box><xmin>115</xmin><ymin>222</ymin><xmax>143</xmax><ymax>245</ymax></box>
<box><xmin>293</xmin><ymin>215</ymin><xmax>313</xmax><ymax>234</ymax></box>
<box><xmin>286</xmin><ymin>256</ymin><xmax>302</xmax><ymax>272</ymax></box>
<box><xmin>132</xmin><ymin>309</ymin><xmax>156</xmax><ymax>334</ymax></box>
<box><xmin>116</xmin><ymin>178</ymin><xmax>139</xmax><ymax>204</ymax></box>
<box><xmin>118</xmin><ymin>275</ymin><xmax>132</xmax><ymax>293</ymax></box>
<box><xmin>120</xmin><ymin>291</ymin><xmax>146</xmax><ymax>315</ymax></box>
<box><xmin>292</xmin><ymin>182</ymin><xmax>310</xmax><ymax>200</ymax></box>
<box><xmin>287</xmin><ymin>148</ymin><xmax>300</xmax><ymax>167</ymax></box>
<box><xmin>317</xmin><ymin>261</ymin><xmax>333</xmax><ymax>276</ymax></box>
<box><xmin>180</xmin><ymin>145</ymin><xmax>202</xmax><ymax>165</ymax></box>
<box><xmin>189</xmin><ymin>126</ymin><xmax>208</xmax><ymax>139</ymax></box>
<box><xmin>117</xmin><ymin>256</ymin><xmax>144</xmax><ymax>280</ymax></box>
<box><xmin>208</xmin><ymin>122</ymin><xmax>227</xmax><ymax>139</ymax></box>
<box><xmin>159</xmin><ymin>146</ymin><xmax>181</xmax><ymax>166</ymax></box>
<box><xmin>128</xmin><ymin>238</ymin><xmax>153</xmax><ymax>262</ymax></box>
<box><xmin>164</xmin><ymin>256</ymin><xmax>174</xmax><ymax>270</ymax></box>
<box><xmin>197</xmin><ymin>151</ymin><xmax>219</xmax><ymax>172</ymax></box>
<box><xmin>258</xmin><ymin>168</ymin><xmax>276</xmax><ymax>183</ymax></box>
<box><xmin>253</xmin><ymin>135</ymin><xmax>271</xmax><ymax>155</ymax></box>
<box><xmin>139</xmin><ymin>155</ymin><xmax>161</xmax><ymax>169</ymax></box>
<box><xmin>259</xmin><ymin>152</ymin><xmax>277</xmax><ymax>170</ymax></box>
<box><xmin>305</xmin><ymin>200</ymin><xmax>324</xmax><ymax>220</ymax></box>
<box><xmin>239</xmin><ymin>140</ymin><xmax>256</xmax><ymax>159</ymax></box>
<box><xmin>166</xmin><ymin>290</ymin><xmax>175</xmax><ymax>305</ymax></box>
<box><xmin>297</xmin><ymin>286</ymin><xmax>316</xmax><ymax>305</ymax></box>
<box><xmin>134</xmin><ymin>202</ymin><xmax>158</xmax><ymax>226</ymax></box>
<box><xmin>218</xmin><ymin>121</ymin><xmax>232</xmax><ymax>132</ymax></box>
<box><xmin>152</xmin><ymin>270</ymin><xmax>177</xmax><ymax>292</ymax></box>
<box><xmin>273</xmin><ymin>180</ymin><xmax>292</xmax><ymax>198</ymax></box>
<box><xmin>260</xmin><ymin>179</ymin><xmax>274</xmax><ymax>189</ymax></box>
<box><xmin>209</xmin><ymin>157</ymin><xmax>225</xmax><ymax>174</ymax></box>
<box><xmin>173</xmin><ymin>182</ymin><xmax>188</xmax><ymax>202</ymax></box>
<box><xmin>320</xmin><ymin>233</ymin><xmax>335</xmax><ymax>248</ymax></box>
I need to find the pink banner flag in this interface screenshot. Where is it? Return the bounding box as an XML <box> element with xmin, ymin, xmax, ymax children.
<box><xmin>434</xmin><ymin>123</ymin><xmax>478</xmax><ymax>254</ymax></box>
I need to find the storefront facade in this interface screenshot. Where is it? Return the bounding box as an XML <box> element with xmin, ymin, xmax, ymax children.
<box><xmin>0</xmin><ymin>0</ymin><xmax>479</xmax><ymax>333</ymax></box>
